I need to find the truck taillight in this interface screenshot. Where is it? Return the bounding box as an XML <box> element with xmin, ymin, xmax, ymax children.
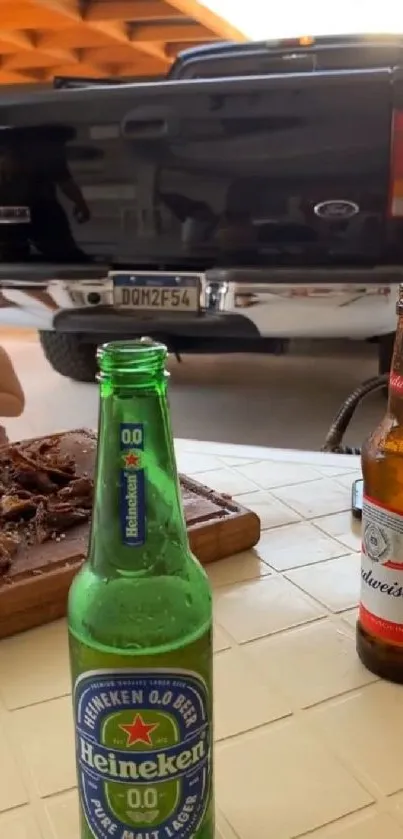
<box><xmin>389</xmin><ymin>110</ymin><xmax>403</xmax><ymax>217</ymax></box>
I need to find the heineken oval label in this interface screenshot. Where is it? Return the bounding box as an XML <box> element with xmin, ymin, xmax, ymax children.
<box><xmin>74</xmin><ymin>669</ymin><xmax>211</xmax><ymax>839</ymax></box>
<box><xmin>119</xmin><ymin>422</ymin><xmax>146</xmax><ymax>547</ymax></box>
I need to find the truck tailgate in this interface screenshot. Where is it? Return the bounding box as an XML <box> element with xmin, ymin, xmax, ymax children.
<box><xmin>0</xmin><ymin>68</ymin><xmax>393</xmax><ymax>270</ymax></box>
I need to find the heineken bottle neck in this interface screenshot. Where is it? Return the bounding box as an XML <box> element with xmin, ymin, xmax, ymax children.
<box><xmin>88</xmin><ymin>343</ymin><xmax>188</xmax><ymax>576</ymax></box>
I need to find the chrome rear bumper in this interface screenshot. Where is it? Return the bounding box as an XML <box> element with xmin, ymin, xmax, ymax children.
<box><xmin>0</xmin><ymin>266</ymin><xmax>400</xmax><ymax>340</ymax></box>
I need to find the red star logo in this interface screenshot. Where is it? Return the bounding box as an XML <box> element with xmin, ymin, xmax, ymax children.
<box><xmin>124</xmin><ymin>452</ymin><xmax>139</xmax><ymax>468</ymax></box>
<box><xmin>119</xmin><ymin>714</ymin><xmax>159</xmax><ymax>747</ymax></box>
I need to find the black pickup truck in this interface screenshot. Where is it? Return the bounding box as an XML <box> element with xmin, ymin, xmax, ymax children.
<box><xmin>1</xmin><ymin>33</ymin><xmax>403</xmax><ymax>381</ymax></box>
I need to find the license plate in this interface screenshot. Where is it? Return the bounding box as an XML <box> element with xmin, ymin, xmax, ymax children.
<box><xmin>112</xmin><ymin>273</ymin><xmax>200</xmax><ymax>312</ymax></box>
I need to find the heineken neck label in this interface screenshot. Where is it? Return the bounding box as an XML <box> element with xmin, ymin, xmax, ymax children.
<box><xmin>119</xmin><ymin>423</ymin><xmax>146</xmax><ymax>546</ymax></box>
<box><xmin>74</xmin><ymin>669</ymin><xmax>211</xmax><ymax>839</ymax></box>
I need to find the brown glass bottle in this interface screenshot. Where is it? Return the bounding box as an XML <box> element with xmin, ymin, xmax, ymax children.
<box><xmin>357</xmin><ymin>286</ymin><xmax>403</xmax><ymax>681</ymax></box>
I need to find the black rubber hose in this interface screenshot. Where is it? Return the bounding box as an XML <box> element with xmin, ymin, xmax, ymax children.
<box><xmin>321</xmin><ymin>373</ymin><xmax>388</xmax><ymax>454</ymax></box>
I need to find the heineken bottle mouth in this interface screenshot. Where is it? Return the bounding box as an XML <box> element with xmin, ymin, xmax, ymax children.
<box><xmin>97</xmin><ymin>338</ymin><xmax>168</xmax><ymax>376</ymax></box>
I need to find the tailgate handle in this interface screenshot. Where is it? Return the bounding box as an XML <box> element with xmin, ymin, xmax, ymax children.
<box><xmin>122</xmin><ymin>117</ymin><xmax>168</xmax><ymax>138</ymax></box>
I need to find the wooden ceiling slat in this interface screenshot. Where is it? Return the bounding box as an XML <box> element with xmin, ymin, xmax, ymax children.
<box><xmin>3</xmin><ymin>48</ymin><xmax>78</xmax><ymax>69</ymax></box>
<box><xmin>0</xmin><ymin>30</ymin><xmax>35</xmax><ymax>51</ymax></box>
<box><xmin>86</xmin><ymin>1</ymin><xmax>183</xmax><ymax>22</ymax></box>
<box><xmin>113</xmin><ymin>62</ymin><xmax>166</xmax><ymax>77</ymax></box>
<box><xmin>42</xmin><ymin>60</ymin><xmax>111</xmax><ymax>78</ymax></box>
<box><xmin>88</xmin><ymin>19</ymin><xmax>169</xmax><ymax>63</ymax></box>
<box><xmin>0</xmin><ymin>0</ymin><xmax>245</xmax><ymax>85</ymax></box>
<box><xmin>36</xmin><ymin>25</ymin><xmax>117</xmax><ymax>49</ymax></box>
<box><xmin>0</xmin><ymin>66</ymin><xmax>46</xmax><ymax>82</ymax></box>
<box><xmin>0</xmin><ymin>1</ymin><xmax>79</xmax><ymax>29</ymax></box>
<box><xmin>132</xmin><ymin>23</ymin><xmax>218</xmax><ymax>42</ymax></box>
<box><xmin>82</xmin><ymin>44</ymin><xmax>166</xmax><ymax>66</ymax></box>
<box><xmin>27</xmin><ymin>0</ymin><xmax>81</xmax><ymax>22</ymax></box>
<box><xmin>31</xmin><ymin>0</ymin><xmax>170</xmax><ymax>63</ymax></box>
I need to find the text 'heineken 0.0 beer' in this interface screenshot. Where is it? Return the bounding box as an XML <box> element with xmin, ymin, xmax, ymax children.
<box><xmin>68</xmin><ymin>339</ymin><xmax>213</xmax><ymax>839</ymax></box>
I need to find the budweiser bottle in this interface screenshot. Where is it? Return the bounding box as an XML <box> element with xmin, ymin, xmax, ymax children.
<box><xmin>358</xmin><ymin>285</ymin><xmax>403</xmax><ymax>681</ymax></box>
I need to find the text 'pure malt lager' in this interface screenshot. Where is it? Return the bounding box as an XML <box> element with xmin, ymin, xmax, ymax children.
<box><xmin>358</xmin><ymin>285</ymin><xmax>403</xmax><ymax>682</ymax></box>
<box><xmin>67</xmin><ymin>339</ymin><xmax>213</xmax><ymax>839</ymax></box>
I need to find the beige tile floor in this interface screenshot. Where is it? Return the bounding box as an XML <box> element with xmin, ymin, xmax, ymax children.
<box><xmin>0</xmin><ymin>437</ymin><xmax>403</xmax><ymax>839</ymax></box>
<box><xmin>0</xmin><ymin>328</ymin><xmax>385</xmax><ymax>450</ymax></box>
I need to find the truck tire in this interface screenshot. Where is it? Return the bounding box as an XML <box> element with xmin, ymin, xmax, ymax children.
<box><xmin>378</xmin><ymin>332</ymin><xmax>395</xmax><ymax>376</ymax></box>
<box><xmin>39</xmin><ymin>331</ymin><xmax>97</xmax><ymax>382</ymax></box>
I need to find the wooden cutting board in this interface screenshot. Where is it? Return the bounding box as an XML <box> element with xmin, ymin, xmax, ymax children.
<box><xmin>0</xmin><ymin>429</ymin><xmax>260</xmax><ymax>639</ymax></box>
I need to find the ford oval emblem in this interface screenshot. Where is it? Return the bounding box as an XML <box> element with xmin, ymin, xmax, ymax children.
<box><xmin>313</xmin><ymin>200</ymin><xmax>360</xmax><ymax>219</ymax></box>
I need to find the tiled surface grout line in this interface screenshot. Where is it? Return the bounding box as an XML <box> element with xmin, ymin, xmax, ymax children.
<box><xmin>0</xmin><ymin>698</ymin><xmax>51</xmax><ymax>836</ymax></box>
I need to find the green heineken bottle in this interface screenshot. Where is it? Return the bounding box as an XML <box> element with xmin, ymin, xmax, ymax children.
<box><xmin>68</xmin><ymin>339</ymin><xmax>213</xmax><ymax>839</ymax></box>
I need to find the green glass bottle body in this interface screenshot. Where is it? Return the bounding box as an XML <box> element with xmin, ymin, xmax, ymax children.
<box><xmin>68</xmin><ymin>340</ymin><xmax>213</xmax><ymax>839</ymax></box>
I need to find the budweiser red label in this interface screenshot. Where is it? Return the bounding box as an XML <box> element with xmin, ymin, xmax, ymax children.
<box><xmin>360</xmin><ymin>494</ymin><xmax>403</xmax><ymax>643</ymax></box>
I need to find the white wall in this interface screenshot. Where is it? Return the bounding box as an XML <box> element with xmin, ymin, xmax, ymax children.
<box><xmin>202</xmin><ymin>0</ymin><xmax>403</xmax><ymax>40</ymax></box>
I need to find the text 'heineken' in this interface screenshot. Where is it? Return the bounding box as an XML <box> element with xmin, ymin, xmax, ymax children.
<box><xmin>68</xmin><ymin>339</ymin><xmax>213</xmax><ymax>839</ymax></box>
